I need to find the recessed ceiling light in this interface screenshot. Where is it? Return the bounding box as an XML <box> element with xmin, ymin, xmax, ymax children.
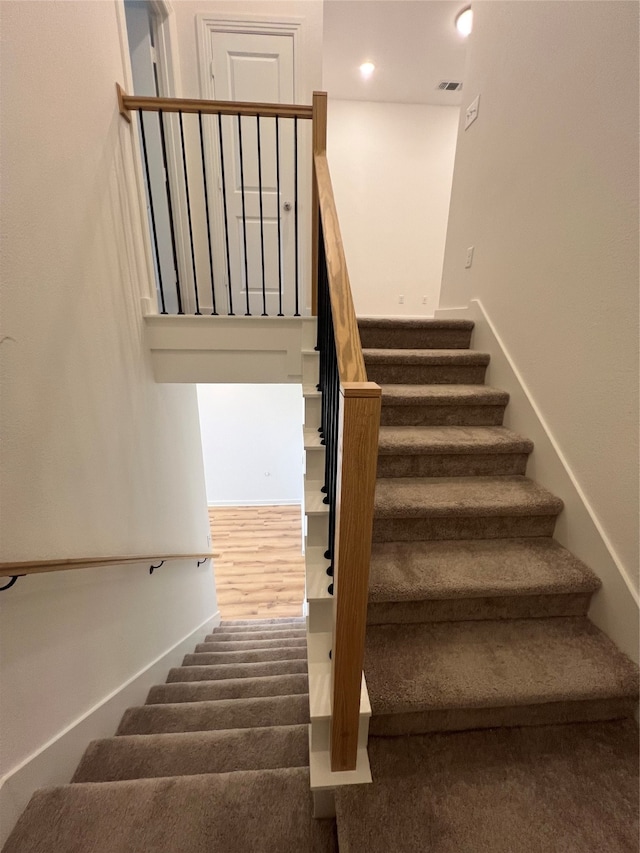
<box><xmin>359</xmin><ymin>62</ymin><xmax>375</xmax><ymax>79</ymax></box>
<box><xmin>455</xmin><ymin>6</ymin><xmax>473</xmax><ymax>37</ymax></box>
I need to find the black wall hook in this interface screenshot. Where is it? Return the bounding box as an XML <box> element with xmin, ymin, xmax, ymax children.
<box><xmin>197</xmin><ymin>558</ymin><xmax>208</xmax><ymax>566</ymax></box>
<box><xmin>149</xmin><ymin>560</ymin><xmax>165</xmax><ymax>575</ymax></box>
<box><xmin>0</xmin><ymin>575</ymin><xmax>24</xmax><ymax>592</ymax></box>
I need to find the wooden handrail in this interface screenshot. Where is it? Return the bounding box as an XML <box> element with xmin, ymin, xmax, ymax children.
<box><xmin>116</xmin><ymin>84</ymin><xmax>313</xmax><ymax>124</ymax></box>
<box><xmin>314</xmin><ymin>152</ymin><xmax>367</xmax><ymax>384</ymax></box>
<box><xmin>0</xmin><ymin>553</ymin><xmax>216</xmax><ymax>578</ymax></box>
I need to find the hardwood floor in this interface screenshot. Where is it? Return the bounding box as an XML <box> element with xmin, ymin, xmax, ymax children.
<box><xmin>209</xmin><ymin>505</ymin><xmax>305</xmax><ymax>621</ymax></box>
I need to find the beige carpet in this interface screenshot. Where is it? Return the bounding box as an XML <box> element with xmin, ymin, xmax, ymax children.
<box><xmin>335</xmin><ymin>318</ymin><xmax>639</xmax><ymax>850</ymax></box>
<box><xmin>3</xmin><ymin>618</ymin><xmax>337</xmax><ymax>853</ymax></box>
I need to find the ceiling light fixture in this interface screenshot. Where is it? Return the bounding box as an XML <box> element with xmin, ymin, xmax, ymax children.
<box><xmin>455</xmin><ymin>6</ymin><xmax>473</xmax><ymax>37</ymax></box>
<box><xmin>359</xmin><ymin>62</ymin><xmax>375</xmax><ymax>79</ymax></box>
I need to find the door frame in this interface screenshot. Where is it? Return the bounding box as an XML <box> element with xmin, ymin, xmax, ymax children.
<box><xmin>195</xmin><ymin>13</ymin><xmax>312</xmax><ymax>316</ymax></box>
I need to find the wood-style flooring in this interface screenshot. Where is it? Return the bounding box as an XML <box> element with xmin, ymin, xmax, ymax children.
<box><xmin>209</xmin><ymin>505</ymin><xmax>305</xmax><ymax>621</ymax></box>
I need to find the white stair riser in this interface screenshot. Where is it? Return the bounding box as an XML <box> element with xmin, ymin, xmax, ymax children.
<box><xmin>306</xmin><ymin>514</ymin><xmax>329</xmax><ymax>547</ymax></box>
<box><xmin>308</xmin><ymin>598</ymin><xmax>333</xmax><ymax>633</ymax></box>
<box><xmin>304</xmin><ymin>395</ymin><xmax>321</xmax><ymax>428</ymax></box>
<box><xmin>305</xmin><ymin>448</ymin><xmax>325</xmax><ymax>481</ymax></box>
<box><xmin>303</xmin><ymin>352</ymin><xmax>320</xmax><ymax>385</ymax></box>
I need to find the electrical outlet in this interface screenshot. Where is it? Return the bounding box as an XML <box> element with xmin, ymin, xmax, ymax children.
<box><xmin>422</xmin><ymin>296</ymin><xmax>428</xmax><ymax>305</ymax></box>
<box><xmin>399</xmin><ymin>295</ymin><xmax>404</xmax><ymax>304</ymax></box>
<box><xmin>465</xmin><ymin>246</ymin><xmax>474</xmax><ymax>268</ymax></box>
<box><xmin>465</xmin><ymin>95</ymin><xmax>480</xmax><ymax>130</ymax></box>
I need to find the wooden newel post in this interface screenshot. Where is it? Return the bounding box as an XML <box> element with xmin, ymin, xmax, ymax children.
<box><xmin>311</xmin><ymin>91</ymin><xmax>328</xmax><ymax>316</ymax></box>
<box><xmin>330</xmin><ymin>381</ymin><xmax>381</xmax><ymax>772</ymax></box>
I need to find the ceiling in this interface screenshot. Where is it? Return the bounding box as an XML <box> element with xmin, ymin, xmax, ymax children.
<box><xmin>322</xmin><ymin>1</ymin><xmax>470</xmax><ymax>106</ymax></box>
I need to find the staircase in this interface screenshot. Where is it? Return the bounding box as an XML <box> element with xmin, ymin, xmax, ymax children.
<box><xmin>3</xmin><ymin>618</ymin><xmax>337</xmax><ymax>853</ymax></box>
<box><xmin>333</xmin><ymin>317</ymin><xmax>639</xmax><ymax>852</ymax></box>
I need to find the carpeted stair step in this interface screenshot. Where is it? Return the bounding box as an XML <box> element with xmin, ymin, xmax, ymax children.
<box><xmin>207</xmin><ymin>628</ymin><xmax>306</xmax><ymax>642</ymax></box>
<box><xmin>373</xmin><ymin>475</ymin><xmax>563</xmax><ymax>542</ymax></box>
<box><xmin>73</xmin><ymin>724</ymin><xmax>309</xmax><ymax>783</ymax></box>
<box><xmin>364</xmin><ymin>349</ymin><xmax>489</xmax><ymax>385</ymax></box>
<box><xmin>380</xmin><ymin>384</ymin><xmax>509</xmax><ymax>426</ymax></box>
<box><xmin>377</xmin><ymin>425</ymin><xmax>533</xmax><ymax>477</ymax></box>
<box><xmin>363</xmin><ymin>617</ymin><xmax>638</xmax><ymax>736</ymax></box>
<box><xmin>182</xmin><ymin>646</ymin><xmax>307</xmax><ymax>666</ymax></box>
<box><xmin>218</xmin><ymin>617</ymin><xmax>305</xmax><ymax>628</ymax></box>
<box><xmin>334</xmin><ymin>720</ymin><xmax>639</xmax><ymax>853</ymax></box>
<box><xmin>194</xmin><ymin>637</ymin><xmax>307</xmax><ymax>653</ymax></box>
<box><xmin>167</xmin><ymin>659</ymin><xmax>307</xmax><ymax>682</ymax></box>
<box><xmin>367</xmin><ymin>538</ymin><xmax>600</xmax><ymax>624</ymax></box>
<box><xmin>117</xmin><ymin>694</ymin><xmax>310</xmax><ymax>735</ymax></box>
<box><xmin>358</xmin><ymin>317</ymin><xmax>473</xmax><ymax>350</ymax></box>
<box><xmin>147</xmin><ymin>673</ymin><xmax>308</xmax><ymax>704</ymax></box>
<box><xmin>4</xmin><ymin>768</ymin><xmax>337</xmax><ymax>853</ymax></box>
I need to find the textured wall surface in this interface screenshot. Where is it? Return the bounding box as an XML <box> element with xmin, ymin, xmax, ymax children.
<box><xmin>440</xmin><ymin>1</ymin><xmax>639</xmax><ymax>592</ymax></box>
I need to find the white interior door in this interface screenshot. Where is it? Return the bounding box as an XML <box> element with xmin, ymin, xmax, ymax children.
<box><xmin>203</xmin><ymin>28</ymin><xmax>307</xmax><ymax>316</ymax></box>
<box><xmin>125</xmin><ymin>1</ymin><xmax>181</xmax><ymax>314</ymax></box>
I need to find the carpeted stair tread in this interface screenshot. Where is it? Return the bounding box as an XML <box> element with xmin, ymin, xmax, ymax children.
<box><xmin>375</xmin><ymin>475</ymin><xmax>563</xmax><ymax>517</ymax></box>
<box><xmin>364</xmin><ymin>617</ymin><xmax>638</xmax><ymax>724</ymax></box>
<box><xmin>334</xmin><ymin>720</ymin><xmax>639</xmax><ymax>853</ymax></box>
<box><xmin>219</xmin><ymin>617</ymin><xmax>305</xmax><ymax>627</ymax></box>
<box><xmin>358</xmin><ymin>317</ymin><xmax>473</xmax><ymax>350</ymax></box>
<box><xmin>167</xmin><ymin>659</ymin><xmax>308</xmax><ymax>682</ymax></box>
<box><xmin>182</xmin><ymin>646</ymin><xmax>307</xmax><ymax>666</ymax></box>
<box><xmin>381</xmin><ymin>384</ymin><xmax>509</xmax><ymax>406</ymax></box>
<box><xmin>364</xmin><ymin>348</ymin><xmax>489</xmax><ymax>365</ymax></box>
<box><xmin>206</xmin><ymin>628</ymin><xmax>306</xmax><ymax>641</ymax></box>
<box><xmin>73</xmin><ymin>724</ymin><xmax>309</xmax><ymax>782</ymax></box>
<box><xmin>369</xmin><ymin>538</ymin><xmax>600</xmax><ymax>602</ymax></box>
<box><xmin>377</xmin><ymin>425</ymin><xmax>533</xmax><ymax>455</ymax></box>
<box><xmin>4</xmin><ymin>768</ymin><xmax>337</xmax><ymax>853</ymax></box>
<box><xmin>117</xmin><ymin>694</ymin><xmax>310</xmax><ymax>735</ymax></box>
<box><xmin>148</xmin><ymin>673</ymin><xmax>309</xmax><ymax>703</ymax></box>
<box><xmin>194</xmin><ymin>637</ymin><xmax>306</xmax><ymax>653</ymax></box>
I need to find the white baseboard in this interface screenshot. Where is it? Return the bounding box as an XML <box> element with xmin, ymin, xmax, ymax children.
<box><xmin>207</xmin><ymin>500</ymin><xmax>302</xmax><ymax>507</ymax></box>
<box><xmin>0</xmin><ymin>610</ymin><xmax>221</xmax><ymax>846</ymax></box>
<box><xmin>436</xmin><ymin>300</ymin><xmax>639</xmax><ymax>663</ymax></box>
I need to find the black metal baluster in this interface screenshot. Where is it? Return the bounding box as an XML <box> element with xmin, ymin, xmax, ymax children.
<box><xmin>294</xmin><ymin>116</ymin><xmax>300</xmax><ymax>316</ymax></box>
<box><xmin>275</xmin><ymin>117</ymin><xmax>284</xmax><ymax>316</ymax></box>
<box><xmin>217</xmin><ymin>113</ymin><xmax>233</xmax><ymax>315</ymax></box>
<box><xmin>138</xmin><ymin>112</ymin><xmax>166</xmax><ymax>314</ymax></box>
<box><xmin>237</xmin><ymin>114</ymin><xmax>251</xmax><ymax>316</ymax></box>
<box><xmin>158</xmin><ymin>110</ymin><xmax>183</xmax><ymax>314</ymax></box>
<box><xmin>198</xmin><ymin>112</ymin><xmax>217</xmax><ymax>315</ymax></box>
<box><xmin>256</xmin><ymin>116</ymin><xmax>267</xmax><ymax>316</ymax></box>
<box><xmin>178</xmin><ymin>112</ymin><xmax>200</xmax><ymax>315</ymax></box>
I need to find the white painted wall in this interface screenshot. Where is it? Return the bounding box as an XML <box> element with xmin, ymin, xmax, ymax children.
<box><xmin>327</xmin><ymin>99</ymin><xmax>459</xmax><ymax>317</ymax></box>
<box><xmin>0</xmin><ymin>0</ymin><xmax>216</xmax><ymax>836</ymax></box>
<box><xmin>197</xmin><ymin>384</ymin><xmax>303</xmax><ymax>505</ymax></box>
<box><xmin>440</xmin><ymin>2</ymin><xmax>639</xmax><ymax>594</ymax></box>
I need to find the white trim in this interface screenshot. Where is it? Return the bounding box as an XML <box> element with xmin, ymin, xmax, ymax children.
<box><xmin>208</xmin><ymin>500</ymin><xmax>302</xmax><ymax>507</ymax></box>
<box><xmin>436</xmin><ymin>299</ymin><xmax>639</xmax><ymax>662</ymax></box>
<box><xmin>0</xmin><ymin>610</ymin><xmax>220</xmax><ymax>846</ymax></box>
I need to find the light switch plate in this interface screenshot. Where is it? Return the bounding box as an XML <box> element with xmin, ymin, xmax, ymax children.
<box><xmin>465</xmin><ymin>95</ymin><xmax>480</xmax><ymax>130</ymax></box>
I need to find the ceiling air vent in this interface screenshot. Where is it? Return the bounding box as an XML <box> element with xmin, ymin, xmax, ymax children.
<box><xmin>437</xmin><ymin>80</ymin><xmax>463</xmax><ymax>91</ymax></box>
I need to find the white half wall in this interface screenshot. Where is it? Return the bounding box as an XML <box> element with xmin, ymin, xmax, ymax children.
<box><xmin>326</xmin><ymin>98</ymin><xmax>459</xmax><ymax>317</ymax></box>
<box><xmin>197</xmin><ymin>384</ymin><xmax>304</xmax><ymax>505</ymax></box>
<box><xmin>0</xmin><ymin>0</ymin><xmax>216</xmax><ymax>839</ymax></box>
<box><xmin>440</xmin><ymin>2</ymin><xmax>639</xmax><ymax>596</ymax></box>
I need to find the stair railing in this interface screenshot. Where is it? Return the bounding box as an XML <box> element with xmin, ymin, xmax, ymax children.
<box><xmin>118</xmin><ymin>84</ymin><xmax>380</xmax><ymax>773</ymax></box>
<box><xmin>117</xmin><ymin>84</ymin><xmax>313</xmax><ymax>317</ymax></box>
<box><xmin>312</xmin><ymin>92</ymin><xmax>382</xmax><ymax>773</ymax></box>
